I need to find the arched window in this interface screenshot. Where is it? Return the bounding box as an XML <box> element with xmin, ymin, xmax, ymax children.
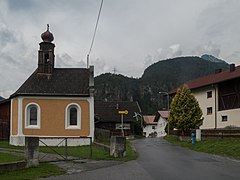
<box><xmin>29</xmin><ymin>106</ymin><xmax>37</xmax><ymax>125</ymax></box>
<box><xmin>70</xmin><ymin>106</ymin><xmax>77</xmax><ymax>126</ymax></box>
<box><xmin>65</xmin><ymin>103</ymin><xmax>81</xmax><ymax>129</ymax></box>
<box><xmin>25</xmin><ymin>103</ymin><xmax>41</xmax><ymax>128</ymax></box>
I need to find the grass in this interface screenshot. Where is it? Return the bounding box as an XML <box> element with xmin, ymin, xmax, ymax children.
<box><xmin>0</xmin><ymin>139</ymin><xmax>137</xmax><ymax>161</ymax></box>
<box><xmin>0</xmin><ymin>141</ymin><xmax>24</xmax><ymax>151</ymax></box>
<box><xmin>0</xmin><ymin>140</ymin><xmax>136</xmax><ymax>179</ymax></box>
<box><xmin>0</xmin><ymin>153</ymin><xmax>24</xmax><ymax>163</ymax></box>
<box><xmin>0</xmin><ymin>163</ymin><xmax>65</xmax><ymax>180</ymax></box>
<box><xmin>164</xmin><ymin>135</ymin><xmax>240</xmax><ymax>159</ymax></box>
<box><xmin>39</xmin><ymin>140</ymin><xmax>137</xmax><ymax>161</ymax></box>
<box><xmin>39</xmin><ymin>144</ymin><xmax>110</xmax><ymax>160</ymax></box>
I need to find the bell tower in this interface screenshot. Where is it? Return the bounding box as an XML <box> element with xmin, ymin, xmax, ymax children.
<box><xmin>38</xmin><ymin>24</ymin><xmax>55</xmax><ymax>74</ymax></box>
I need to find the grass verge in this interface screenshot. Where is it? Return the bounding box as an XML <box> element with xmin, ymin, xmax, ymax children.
<box><xmin>0</xmin><ymin>163</ymin><xmax>65</xmax><ymax>180</ymax></box>
<box><xmin>0</xmin><ymin>140</ymin><xmax>137</xmax><ymax>161</ymax></box>
<box><xmin>0</xmin><ymin>141</ymin><xmax>24</xmax><ymax>151</ymax></box>
<box><xmin>0</xmin><ymin>153</ymin><xmax>24</xmax><ymax>163</ymax></box>
<box><xmin>39</xmin><ymin>140</ymin><xmax>137</xmax><ymax>161</ymax></box>
<box><xmin>164</xmin><ymin>135</ymin><xmax>240</xmax><ymax>159</ymax></box>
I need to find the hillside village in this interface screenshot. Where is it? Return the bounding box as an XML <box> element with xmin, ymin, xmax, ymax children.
<box><xmin>0</xmin><ymin>23</ymin><xmax>240</xmax><ymax>180</ymax></box>
<box><xmin>1</xmin><ymin>0</ymin><xmax>240</xmax><ymax>179</ymax></box>
<box><xmin>0</xmin><ymin>26</ymin><xmax>240</xmax><ymax>180</ymax></box>
<box><xmin>0</xmin><ymin>26</ymin><xmax>240</xmax><ymax>142</ymax></box>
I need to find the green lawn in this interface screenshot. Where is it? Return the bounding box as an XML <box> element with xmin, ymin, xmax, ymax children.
<box><xmin>0</xmin><ymin>163</ymin><xmax>65</xmax><ymax>180</ymax></box>
<box><xmin>0</xmin><ymin>153</ymin><xmax>24</xmax><ymax>163</ymax></box>
<box><xmin>164</xmin><ymin>135</ymin><xmax>240</xmax><ymax>159</ymax></box>
<box><xmin>0</xmin><ymin>140</ymin><xmax>137</xmax><ymax>161</ymax></box>
<box><xmin>39</xmin><ymin>140</ymin><xmax>137</xmax><ymax>161</ymax></box>
<box><xmin>0</xmin><ymin>140</ymin><xmax>136</xmax><ymax>180</ymax></box>
<box><xmin>0</xmin><ymin>141</ymin><xmax>24</xmax><ymax>151</ymax></box>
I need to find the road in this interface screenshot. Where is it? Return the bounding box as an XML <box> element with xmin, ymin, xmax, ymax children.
<box><xmin>46</xmin><ymin>138</ymin><xmax>240</xmax><ymax>180</ymax></box>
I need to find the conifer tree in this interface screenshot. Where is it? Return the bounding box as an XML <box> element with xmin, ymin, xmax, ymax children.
<box><xmin>168</xmin><ymin>85</ymin><xmax>203</xmax><ymax>133</ymax></box>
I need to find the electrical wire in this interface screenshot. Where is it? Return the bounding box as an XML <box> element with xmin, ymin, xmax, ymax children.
<box><xmin>87</xmin><ymin>0</ymin><xmax>104</xmax><ymax>68</ymax></box>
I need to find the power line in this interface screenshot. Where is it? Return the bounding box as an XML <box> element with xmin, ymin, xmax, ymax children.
<box><xmin>87</xmin><ymin>0</ymin><xmax>104</xmax><ymax>68</ymax></box>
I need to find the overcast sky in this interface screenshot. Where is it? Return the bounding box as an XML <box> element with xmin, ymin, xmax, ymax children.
<box><xmin>1</xmin><ymin>0</ymin><xmax>240</xmax><ymax>98</ymax></box>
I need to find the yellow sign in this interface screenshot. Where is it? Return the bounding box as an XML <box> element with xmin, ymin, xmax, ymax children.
<box><xmin>118</xmin><ymin>110</ymin><xmax>128</xmax><ymax>115</ymax></box>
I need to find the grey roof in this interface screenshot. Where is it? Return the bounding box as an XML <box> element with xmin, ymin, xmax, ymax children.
<box><xmin>11</xmin><ymin>68</ymin><xmax>91</xmax><ymax>98</ymax></box>
<box><xmin>0</xmin><ymin>96</ymin><xmax>4</xmax><ymax>101</ymax></box>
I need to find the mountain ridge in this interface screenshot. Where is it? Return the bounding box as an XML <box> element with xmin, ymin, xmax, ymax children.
<box><xmin>95</xmin><ymin>55</ymin><xmax>229</xmax><ymax>114</ymax></box>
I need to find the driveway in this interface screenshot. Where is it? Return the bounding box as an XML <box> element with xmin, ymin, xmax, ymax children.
<box><xmin>44</xmin><ymin>138</ymin><xmax>240</xmax><ymax>180</ymax></box>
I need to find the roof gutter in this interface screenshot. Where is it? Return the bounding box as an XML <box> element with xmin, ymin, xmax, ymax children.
<box><xmin>10</xmin><ymin>93</ymin><xmax>90</xmax><ymax>99</ymax></box>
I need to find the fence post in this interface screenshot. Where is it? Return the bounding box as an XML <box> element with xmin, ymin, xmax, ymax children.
<box><xmin>196</xmin><ymin>129</ymin><xmax>201</xmax><ymax>141</ymax></box>
<box><xmin>110</xmin><ymin>136</ymin><xmax>126</xmax><ymax>158</ymax></box>
<box><xmin>25</xmin><ymin>137</ymin><xmax>39</xmax><ymax>167</ymax></box>
<box><xmin>65</xmin><ymin>138</ymin><xmax>68</xmax><ymax>160</ymax></box>
<box><xmin>90</xmin><ymin>137</ymin><xmax>92</xmax><ymax>159</ymax></box>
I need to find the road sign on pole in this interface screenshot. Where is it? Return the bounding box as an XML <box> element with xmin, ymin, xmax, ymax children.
<box><xmin>118</xmin><ymin>110</ymin><xmax>128</xmax><ymax>136</ymax></box>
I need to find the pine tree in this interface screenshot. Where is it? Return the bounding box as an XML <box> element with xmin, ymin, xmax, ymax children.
<box><xmin>168</xmin><ymin>85</ymin><xmax>203</xmax><ymax>133</ymax></box>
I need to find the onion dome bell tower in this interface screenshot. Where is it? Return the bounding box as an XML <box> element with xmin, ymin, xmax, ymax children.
<box><xmin>38</xmin><ymin>24</ymin><xmax>55</xmax><ymax>74</ymax></box>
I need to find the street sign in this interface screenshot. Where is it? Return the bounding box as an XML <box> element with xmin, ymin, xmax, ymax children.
<box><xmin>118</xmin><ymin>110</ymin><xmax>128</xmax><ymax>115</ymax></box>
<box><xmin>116</xmin><ymin>123</ymin><xmax>131</xmax><ymax>130</ymax></box>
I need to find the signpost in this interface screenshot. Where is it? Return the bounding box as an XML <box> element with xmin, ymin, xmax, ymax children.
<box><xmin>118</xmin><ymin>110</ymin><xmax>128</xmax><ymax>136</ymax></box>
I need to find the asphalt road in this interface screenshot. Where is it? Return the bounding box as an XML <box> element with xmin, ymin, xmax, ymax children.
<box><xmin>45</xmin><ymin>138</ymin><xmax>240</xmax><ymax>180</ymax></box>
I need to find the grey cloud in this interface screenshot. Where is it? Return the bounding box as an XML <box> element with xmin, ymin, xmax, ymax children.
<box><xmin>8</xmin><ymin>0</ymin><xmax>37</xmax><ymax>10</ymax></box>
<box><xmin>56</xmin><ymin>53</ymin><xmax>87</xmax><ymax>68</ymax></box>
<box><xmin>197</xmin><ymin>0</ymin><xmax>240</xmax><ymax>39</ymax></box>
<box><xmin>156</xmin><ymin>44</ymin><xmax>183</xmax><ymax>60</ymax></box>
<box><xmin>226</xmin><ymin>51</ymin><xmax>240</xmax><ymax>62</ymax></box>
<box><xmin>91</xmin><ymin>58</ymin><xmax>110</xmax><ymax>76</ymax></box>
<box><xmin>192</xmin><ymin>41</ymin><xmax>221</xmax><ymax>57</ymax></box>
<box><xmin>143</xmin><ymin>44</ymin><xmax>183</xmax><ymax>69</ymax></box>
<box><xmin>0</xmin><ymin>24</ymin><xmax>17</xmax><ymax>48</ymax></box>
<box><xmin>0</xmin><ymin>53</ymin><xmax>20</xmax><ymax>66</ymax></box>
<box><xmin>144</xmin><ymin>55</ymin><xmax>154</xmax><ymax>68</ymax></box>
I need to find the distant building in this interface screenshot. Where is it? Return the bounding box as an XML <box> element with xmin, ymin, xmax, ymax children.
<box><xmin>143</xmin><ymin>115</ymin><xmax>157</xmax><ymax>137</ymax></box>
<box><xmin>94</xmin><ymin>101</ymin><xmax>141</xmax><ymax>136</ymax></box>
<box><xmin>172</xmin><ymin>64</ymin><xmax>240</xmax><ymax>129</ymax></box>
<box><xmin>10</xmin><ymin>26</ymin><xmax>94</xmax><ymax>146</ymax></box>
<box><xmin>154</xmin><ymin>111</ymin><xmax>169</xmax><ymax>137</ymax></box>
<box><xmin>0</xmin><ymin>96</ymin><xmax>4</xmax><ymax>101</ymax></box>
<box><xmin>0</xmin><ymin>99</ymin><xmax>10</xmax><ymax>140</ymax></box>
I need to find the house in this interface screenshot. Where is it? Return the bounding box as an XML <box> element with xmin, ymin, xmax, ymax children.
<box><xmin>9</xmin><ymin>25</ymin><xmax>94</xmax><ymax>146</ymax></box>
<box><xmin>154</xmin><ymin>111</ymin><xmax>169</xmax><ymax>137</ymax></box>
<box><xmin>143</xmin><ymin>116</ymin><xmax>157</xmax><ymax>137</ymax></box>
<box><xmin>0</xmin><ymin>98</ymin><xmax>10</xmax><ymax>140</ymax></box>
<box><xmin>0</xmin><ymin>96</ymin><xmax>4</xmax><ymax>101</ymax></box>
<box><xmin>172</xmin><ymin>64</ymin><xmax>240</xmax><ymax>129</ymax></box>
<box><xmin>94</xmin><ymin>101</ymin><xmax>141</xmax><ymax>136</ymax></box>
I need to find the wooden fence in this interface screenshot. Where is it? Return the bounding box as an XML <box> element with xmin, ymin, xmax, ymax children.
<box><xmin>94</xmin><ymin>128</ymin><xmax>111</xmax><ymax>142</ymax></box>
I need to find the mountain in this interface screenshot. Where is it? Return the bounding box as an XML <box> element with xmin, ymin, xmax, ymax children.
<box><xmin>95</xmin><ymin>56</ymin><xmax>229</xmax><ymax>114</ymax></box>
<box><xmin>201</xmin><ymin>54</ymin><xmax>226</xmax><ymax>63</ymax></box>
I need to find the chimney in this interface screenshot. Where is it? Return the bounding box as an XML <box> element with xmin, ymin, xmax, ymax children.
<box><xmin>230</xmin><ymin>64</ymin><xmax>235</xmax><ymax>72</ymax></box>
<box><xmin>215</xmin><ymin>69</ymin><xmax>222</xmax><ymax>74</ymax></box>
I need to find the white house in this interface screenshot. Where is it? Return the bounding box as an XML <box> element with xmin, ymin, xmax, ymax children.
<box><xmin>143</xmin><ymin>116</ymin><xmax>157</xmax><ymax>137</ymax></box>
<box><xmin>154</xmin><ymin>111</ymin><xmax>169</xmax><ymax>137</ymax></box>
<box><xmin>173</xmin><ymin>64</ymin><xmax>240</xmax><ymax>129</ymax></box>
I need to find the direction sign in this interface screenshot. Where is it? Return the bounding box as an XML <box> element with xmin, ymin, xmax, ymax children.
<box><xmin>118</xmin><ymin>110</ymin><xmax>128</xmax><ymax>115</ymax></box>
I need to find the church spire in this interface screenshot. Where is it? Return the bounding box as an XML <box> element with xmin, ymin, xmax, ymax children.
<box><xmin>41</xmin><ymin>24</ymin><xmax>54</xmax><ymax>42</ymax></box>
<box><xmin>38</xmin><ymin>24</ymin><xmax>55</xmax><ymax>74</ymax></box>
